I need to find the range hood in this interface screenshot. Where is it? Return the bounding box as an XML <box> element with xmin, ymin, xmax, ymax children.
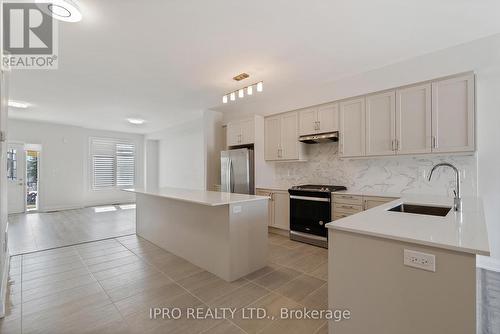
<box><xmin>299</xmin><ymin>131</ymin><xmax>339</xmax><ymax>144</ymax></box>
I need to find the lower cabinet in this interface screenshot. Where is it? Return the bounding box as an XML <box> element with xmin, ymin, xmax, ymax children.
<box><xmin>256</xmin><ymin>188</ymin><xmax>290</xmax><ymax>230</ymax></box>
<box><xmin>332</xmin><ymin>194</ymin><xmax>397</xmax><ymax>220</ymax></box>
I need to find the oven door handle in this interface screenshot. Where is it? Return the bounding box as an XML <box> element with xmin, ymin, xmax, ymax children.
<box><xmin>289</xmin><ymin>195</ymin><xmax>330</xmax><ymax>202</ymax></box>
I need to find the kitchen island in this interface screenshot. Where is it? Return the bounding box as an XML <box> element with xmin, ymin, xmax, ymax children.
<box><xmin>124</xmin><ymin>187</ymin><xmax>269</xmax><ymax>282</ymax></box>
<box><xmin>326</xmin><ymin>194</ymin><xmax>490</xmax><ymax>334</ymax></box>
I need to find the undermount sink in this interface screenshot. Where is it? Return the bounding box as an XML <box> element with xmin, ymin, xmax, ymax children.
<box><xmin>388</xmin><ymin>203</ymin><xmax>451</xmax><ymax>217</ymax></box>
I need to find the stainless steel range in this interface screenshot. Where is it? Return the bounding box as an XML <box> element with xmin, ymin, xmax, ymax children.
<box><xmin>288</xmin><ymin>184</ymin><xmax>347</xmax><ymax>248</ymax></box>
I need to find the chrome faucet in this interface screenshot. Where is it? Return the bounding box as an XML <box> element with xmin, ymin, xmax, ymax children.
<box><xmin>428</xmin><ymin>163</ymin><xmax>461</xmax><ymax>211</ymax></box>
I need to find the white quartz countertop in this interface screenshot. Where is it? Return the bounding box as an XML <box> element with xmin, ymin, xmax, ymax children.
<box><xmin>123</xmin><ymin>187</ymin><xmax>269</xmax><ymax>207</ymax></box>
<box><xmin>326</xmin><ymin>194</ymin><xmax>490</xmax><ymax>256</ymax></box>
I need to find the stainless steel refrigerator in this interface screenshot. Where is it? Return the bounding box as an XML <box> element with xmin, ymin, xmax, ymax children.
<box><xmin>220</xmin><ymin>148</ymin><xmax>255</xmax><ymax>195</ymax></box>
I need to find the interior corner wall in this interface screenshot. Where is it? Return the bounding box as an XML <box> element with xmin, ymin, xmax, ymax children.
<box><xmin>145</xmin><ymin>139</ymin><xmax>159</xmax><ymax>190</ymax></box>
<box><xmin>149</xmin><ymin>113</ymin><xmax>206</xmax><ymax>190</ymax></box>
<box><xmin>204</xmin><ymin>110</ymin><xmax>224</xmax><ymax>190</ymax></box>
<box><xmin>7</xmin><ymin>119</ymin><xmax>145</xmax><ymax>211</ymax></box>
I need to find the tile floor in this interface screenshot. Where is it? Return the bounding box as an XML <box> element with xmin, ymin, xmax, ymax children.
<box><xmin>0</xmin><ymin>233</ymin><xmax>328</xmax><ymax>334</ymax></box>
<box><xmin>7</xmin><ymin>205</ymin><xmax>136</xmax><ymax>255</ymax></box>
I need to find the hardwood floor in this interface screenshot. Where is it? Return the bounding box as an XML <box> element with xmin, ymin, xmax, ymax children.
<box><xmin>0</xmin><ymin>234</ymin><xmax>328</xmax><ymax>334</ymax></box>
<box><xmin>7</xmin><ymin>205</ymin><xmax>136</xmax><ymax>255</ymax></box>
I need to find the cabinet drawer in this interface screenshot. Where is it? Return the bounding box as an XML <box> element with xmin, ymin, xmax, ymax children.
<box><xmin>333</xmin><ymin>212</ymin><xmax>352</xmax><ymax>221</ymax></box>
<box><xmin>334</xmin><ymin>203</ymin><xmax>363</xmax><ymax>215</ymax></box>
<box><xmin>333</xmin><ymin>194</ymin><xmax>364</xmax><ymax>206</ymax></box>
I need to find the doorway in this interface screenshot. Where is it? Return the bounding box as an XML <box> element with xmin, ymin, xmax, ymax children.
<box><xmin>7</xmin><ymin>143</ymin><xmax>41</xmax><ymax>213</ymax></box>
<box><xmin>26</xmin><ymin>146</ymin><xmax>40</xmax><ymax>211</ymax></box>
<box><xmin>7</xmin><ymin>142</ymin><xmax>26</xmax><ymax>214</ymax></box>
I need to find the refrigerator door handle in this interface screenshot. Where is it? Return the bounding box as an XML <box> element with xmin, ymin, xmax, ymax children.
<box><xmin>229</xmin><ymin>158</ymin><xmax>235</xmax><ymax>193</ymax></box>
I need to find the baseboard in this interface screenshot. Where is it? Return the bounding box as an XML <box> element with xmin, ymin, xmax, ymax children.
<box><xmin>0</xmin><ymin>249</ymin><xmax>10</xmax><ymax>318</ymax></box>
<box><xmin>268</xmin><ymin>226</ymin><xmax>289</xmax><ymax>237</ymax></box>
<box><xmin>477</xmin><ymin>255</ymin><xmax>500</xmax><ymax>273</ymax></box>
<box><xmin>41</xmin><ymin>204</ymin><xmax>84</xmax><ymax>212</ymax></box>
<box><xmin>40</xmin><ymin>201</ymin><xmax>136</xmax><ymax>213</ymax></box>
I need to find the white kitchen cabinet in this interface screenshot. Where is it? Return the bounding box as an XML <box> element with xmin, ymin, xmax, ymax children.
<box><xmin>265</xmin><ymin>111</ymin><xmax>305</xmax><ymax>161</ymax></box>
<box><xmin>272</xmin><ymin>192</ymin><xmax>290</xmax><ymax>230</ymax></box>
<box><xmin>363</xmin><ymin>196</ymin><xmax>397</xmax><ymax>209</ymax></box>
<box><xmin>226</xmin><ymin>118</ymin><xmax>255</xmax><ymax>147</ymax></box>
<box><xmin>317</xmin><ymin>103</ymin><xmax>339</xmax><ymax>133</ymax></box>
<box><xmin>299</xmin><ymin>103</ymin><xmax>339</xmax><ymax>136</ymax></box>
<box><xmin>264</xmin><ymin>116</ymin><xmax>281</xmax><ymax>160</ymax></box>
<box><xmin>332</xmin><ymin>194</ymin><xmax>398</xmax><ymax>220</ymax></box>
<box><xmin>431</xmin><ymin>74</ymin><xmax>475</xmax><ymax>153</ymax></box>
<box><xmin>365</xmin><ymin>91</ymin><xmax>396</xmax><ymax>156</ymax></box>
<box><xmin>256</xmin><ymin>189</ymin><xmax>274</xmax><ymax>227</ymax></box>
<box><xmin>280</xmin><ymin>112</ymin><xmax>299</xmax><ymax>160</ymax></box>
<box><xmin>256</xmin><ymin>188</ymin><xmax>289</xmax><ymax>230</ymax></box>
<box><xmin>339</xmin><ymin>98</ymin><xmax>366</xmax><ymax>157</ymax></box>
<box><xmin>299</xmin><ymin>108</ymin><xmax>317</xmax><ymax>136</ymax></box>
<box><xmin>396</xmin><ymin>83</ymin><xmax>432</xmax><ymax>154</ymax></box>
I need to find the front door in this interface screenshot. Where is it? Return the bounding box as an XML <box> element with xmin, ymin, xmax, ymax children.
<box><xmin>7</xmin><ymin>143</ymin><xmax>25</xmax><ymax>214</ymax></box>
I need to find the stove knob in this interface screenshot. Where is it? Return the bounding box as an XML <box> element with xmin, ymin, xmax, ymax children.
<box><xmin>319</xmin><ymin>221</ymin><xmax>324</xmax><ymax>226</ymax></box>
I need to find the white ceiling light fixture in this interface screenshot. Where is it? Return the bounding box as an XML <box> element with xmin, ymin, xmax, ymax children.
<box><xmin>223</xmin><ymin>81</ymin><xmax>263</xmax><ymax>104</ymax></box>
<box><xmin>127</xmin><ymin>118</ymin><xmax>145</xmax><ymax>125</ymax></box>
<box><xmin>36</xmin><ymin>0</ymin><xmax>83</xmax><ymax>23</ymax></box>
<box><xmin>8</xmin><ymin>100</ymin><xmax>30</xmax><ymax>109</ymax></box>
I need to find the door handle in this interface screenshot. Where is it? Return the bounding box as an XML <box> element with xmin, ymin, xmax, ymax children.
<box><xmin>229</xmin><ymin>159</ymin><xmax>235</xmax><ymax>192</ymax></box>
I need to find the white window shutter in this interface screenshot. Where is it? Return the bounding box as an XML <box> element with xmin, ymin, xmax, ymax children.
<box><xmin>90</xmin><ymin>137</ymin><xmax>135</xmax><ymax>190</ymax></box>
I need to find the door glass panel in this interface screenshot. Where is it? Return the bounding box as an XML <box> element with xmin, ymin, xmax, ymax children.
<box><xmin>26</xmin><ymin>150</ymin><xmax>39</xmax><ymax>210</ymax></box>
<box><xmin>7</xmin><ymin>148</ymin><xmax>17</xmax><ymax>181</ymax></box>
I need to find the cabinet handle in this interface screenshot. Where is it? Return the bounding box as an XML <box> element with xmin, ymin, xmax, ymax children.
<box><xmin>317</xmin><ymin>121</ymin><xmax>320</xmax><ymax>130</ymax></box>
<box><xmin>396</xmin><ymin>139</ymin><xmax>399</xmax><ymax>151</ymax></box>
<box><xmin>432</xmin><ymin>136</ymin><xmax>437</xmax><ymax>149</ymax></box>
<box><xmin>391</xmin><ymin>139</ymin><xmax>395</xmax><ymax>151</ymax></box>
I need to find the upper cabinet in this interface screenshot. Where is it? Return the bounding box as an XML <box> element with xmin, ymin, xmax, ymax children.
<box><xmin>396</xmin><ymin>83</ymin><xmax>432</xmax><ymax>154</ymax></box>
<box><xmin>299</xmin><ymin>103</ymin><xmax>339</xmax><ymax>136</ymax></box>
<box><xmin>227</xmin><ymin>118</ymin><xmax>255</xmax><ymax>147</ymax></box>
<box><xmin>339</xmin><ymin>73</ymin><xmax>474</xmax><ymax>158</ymax></box>
<box><xmin>365</xmin><ymin>91</ymin><xmax>396</xmax><ymax>156</ymax></box>
<box><xmin>339</xmin><ymin>98</ymin><xmax>366</xmax><ymax>157</ymax></box>
<box><xmin>258</xmin><ymin>72</ymin><xmax>474</xmax><ymax>161</ymax></box>
<box><xmin>264</xmin><ymin>111</ymin><xmax>305</xmax><ymax>161</ymax></box>
<box><xmin>431</xmin><ymin>74</ymin><xmax>475</xmax><ymax>153</ymax></box>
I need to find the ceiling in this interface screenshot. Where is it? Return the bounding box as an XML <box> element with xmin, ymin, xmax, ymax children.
<box><xmin>8</xmin><ymin>0</ymin><xmax>500</xmax><ymax>134</ymax></box>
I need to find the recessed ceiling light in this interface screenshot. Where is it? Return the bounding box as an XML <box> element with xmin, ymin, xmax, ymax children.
<box><xmin>8</xmin><ymin>100</ymin><xmax>29</xmax><ymax>109</ymax></box>
<box><xmin>36</xmin><ymin>0</ymin><xmax>82</xmax><ymax>23</ymax></box>
<box><xmin>127</xmin><ymin>118</ymin><xmax>145</xmax><ymax>125</ymax></box>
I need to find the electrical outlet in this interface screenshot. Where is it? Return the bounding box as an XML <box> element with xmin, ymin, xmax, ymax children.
<box><xmin>404</xmin><ymin>249</ymin><xmax>436</xmax><ymax>272</ymax></box>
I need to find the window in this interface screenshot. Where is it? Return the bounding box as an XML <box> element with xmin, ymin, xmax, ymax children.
<box><xmin>7</xmin><ymin>148</ymin><xmax>17</xmax><ymax>181</ymax></box>
<box><xmin>90</xmin><ymin>137</ymin><xmax>135</xmax><ymax>190</ymax></box>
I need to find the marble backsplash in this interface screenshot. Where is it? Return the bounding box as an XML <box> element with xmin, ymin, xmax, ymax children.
<box><xmin>273</xmin><ymin>143</ymin><xmax>477</xmax><ymax>197</ymax></box>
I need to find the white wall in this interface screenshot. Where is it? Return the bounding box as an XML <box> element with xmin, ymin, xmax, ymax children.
<box><xmin>145</xmin><ymin>140</ymin><xmax>159</xmax><ymax>190</ymax></box>
<box><xmin>149</xmin><ymin>112</ymin><xmax>206</xmax><ymax>190</ymax></box>
<box><xmin>8</xmin><ymin>119</ymin><xmax>145</xmax><ymax>211</ymax></box>
<box><xmin>148</xmin><ymin>110</ymin><xmax>224</xmax><ymax>191</ymax></box>
<box><xmin>204</xmin><ymin>110</ymin><xmax>224</xmax><ymax>190</ymax></box>
<box><xmin>0</xmin><ymin>70</ymin><xmax>9</xmax><ymax>317</ymax></box>
<box><xmin>222</xmin><ymin>34</ymin><xmax>500</xmax><ymax>262</ymax></box>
